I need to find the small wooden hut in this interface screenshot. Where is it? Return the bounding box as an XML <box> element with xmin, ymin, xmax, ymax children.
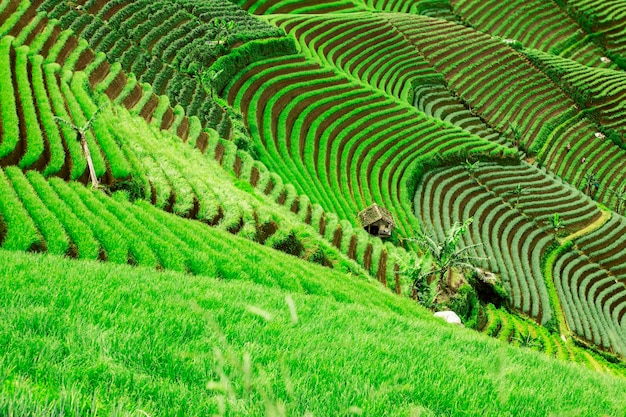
<box><xmin>358</xmin><ymin>204</ymin><xmax>395</xmax><ymax>238</ymax></box>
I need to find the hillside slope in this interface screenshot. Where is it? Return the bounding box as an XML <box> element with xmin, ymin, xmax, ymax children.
<box><xmin>2</xmin><ymin>248</ymin><xmax>626</xmax><ymax>416</ymax></box>
<box><xmin>1</xmin><ymin>0</ymin><xmax>626</xmax><ymax>413</ymax></box>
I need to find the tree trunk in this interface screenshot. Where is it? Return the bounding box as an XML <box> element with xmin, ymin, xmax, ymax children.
<box><xmin>80</xmin><ymin>132</ymin><xmax>99</xmax><ymax>188</ymax></box>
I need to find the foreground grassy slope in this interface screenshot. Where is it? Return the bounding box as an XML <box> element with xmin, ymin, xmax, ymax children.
<box><xmin>2</xmin><ymin>247</ymin><xmax>626</xmax><ymax>417</ymax></box>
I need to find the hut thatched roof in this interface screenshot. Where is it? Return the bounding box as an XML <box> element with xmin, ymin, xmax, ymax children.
<box><xmin>358</xmin><ymin>204</ymin><xmax>395</xmax><ymax>228</ymax></box>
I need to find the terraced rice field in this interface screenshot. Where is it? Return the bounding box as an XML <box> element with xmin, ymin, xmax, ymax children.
<box><xmin>415</xmin><ymin>162</ymin><xmax>603</xmax><ymax>325</ymax></box>
<box><xmin>230</xmin><ymin>0</ymin><xmax>626</xmax><ymax>358</ymax></box>
<box><xmin>0</xmin><ymin>0</ymin><xmax>412</xmax><ymax>288</ymax></box>
<box><xmin>1</xmin><ymin>0</ymin><xmax>626</xmax><ymax>365</ymax></box>
<box><xmin>565</xmin><ymin>0</ymin><xmax>626</xmax><ymax>61</ymax></box>
<box><xmin>449</xmin><ymin>0</ymin><xmax>611</xmax><ymax>67</ymax></box>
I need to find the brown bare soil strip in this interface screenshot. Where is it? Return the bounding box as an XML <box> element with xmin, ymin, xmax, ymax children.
<box><xmin>318</xmin><ymin>22</ymin><xmax>381</xmax><ymax>62</ymax></box>
<box><xmin>249</xmin><ymin>64</ymin><xmax>323</xmax><ymax>152</ymax></box>
<box><xmin>332</xmin><ymin>226</ymin><xmax>342</xmax><ymax>248</ymax></box>
<box><xmin>226</xmin><ymin>57</ymin><xmax>305</xmax><ymax>105</ymax></box>
<box><xmin>176</xmin><ymin>117</ymin><xmax>189</xmax><ymax>141</ymax></box>
<box><xmin>304</xmin><ymin>201</ymin><xmax>312</xmax><ymax>224</ymax></box>
<box><xmin>100</xmin><ymin>1</ymin><xmax>127</xmax><ymax>21</ymax></box>
<box><xmin>300</xmin><ymin>20</ymin><xmax>368</xmax><ymax>51</ymax></box>
<box><xmin>318</xmin><ymin>213</ymin><xmax>326</xmax><ymax>235</ymax></box>
<box><xmin>273</xmin><ymin>17</ymin><xmax>309</xmax><ymax>35</ymax></box>
<box><xmin>332</xmin><ymin>27</ymin><xmax>390</xmax><ymax>71</ymax></box>
<box><xmin>276</xmin><ymin>76</ymin><xmax>345</xmax><ymax>151</ymax></box>
<box><xmin>24</xmin><ymin>18</ymin><xmax>47</xmax><ymax>46</ymax></box>
<box><xmin>87</xmin><ymin>0</ymin><xmax>113</xmax><ymax>16</ymax></box>
<box><xmin>160</xmin><ymin>106</ymin><xmax>174</xmax><ymax>130</ymax></box>
<box><xmin>277</xmin><ymin>190</ymin><xmax>287</xmax><ymax>205</ymax></box>
<box><xmin>196</xmin><ymin>131</ymin><xmax>209</xmax><ymax>153</ymax></box>
<box><xmin>233</xmin><ymin>155</ymin><xmax>243</xmax><ymax>177</ymax></box>
<box><xmin>214</xmin><ymin>142</ymin><xmax>225</xmax><ymax>165</ymax></box>
<box><xmin>250</xmin><ymin>166</ymin><xmax>260</xmax><ymax>187</ymax></box>
<box><xmin>7</xmin><ymin>2</ymin><xmax>37</xmax><ymax>37</ymax></box>
<box><xmin>104</xmin><ymin>71</ymin><xmax>127</xmax><ymax>101</ymax></box>
<box><xmin>56</xmin><ymin>35</ymin><xmax>78</xmax><ymax>66</ymax></box>
<box><xmin>40</xmin><ymin>25</ymin><xmax>63</xmax><ymax>58</ymax></box>
<box><xmin>363</xmin><ymin>124</ymin><xmax>415</xmax><ymax>197</ymax></box>
<box><xmin>276</xmin><ymin>1</ymin><xmax>354</xmax><ymax>14</ymax></box>
<box><xmin>122</xmin><ymin>83</ymin><xmax>142</xmax><ymax>109</ymax></box>
<box><xmin>347</xmin><ymin>234</ymin><xmax>356</xmax><ymax>259</ymax></box>
<box><xmin>376</xmin><ymin>249</ymin><xmax>387</xmax><ymax>284</ymax></box>
<box><xmin>139</xmin><ymin>94</ymin><xmax>159</xmax><ymax>122</ymax></box>
<box><xmin>75</xmin><ymin>48</ymin><xmax>94</xmax><ymax>72</ymax></box>
<box><xmin>316</xmin><ymin>95</ymin><xmax>385</xmax><ymax>180</ymax></box>
<box><xmin>255</xmin><ymin>220</ymin><xmax>278</xmax><ymax>244</ymax></box>
<box><xmin>88</xmin><ymin>60</ymin><xmax>111</xmax><ymax>86</ymax></box>
<box><xmin>363</xmin><ymin>243</ymin><xmax>372</xmax><ymax>270</ymax></box>
<box><xmin>295</xmin><ymin>86</ymin><xmax>365</xmax><ymax>159</ymax></box>
<box><xmin>290</xmin><ymin>196</ymin><xmax>300</xmax><ymax>213</ymax></box>
<box><xmin>0</xmin><ymin>0</ymin><xmax>19</xmax><ymax>32</ymax></box>
<box><xmin>242</xmin><ymin>0</ymin><xmax>274</xmax><ymax>15</ymax></box>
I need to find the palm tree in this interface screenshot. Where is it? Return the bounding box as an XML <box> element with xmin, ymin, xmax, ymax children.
<box><xmin>609</xmin><ymin>185</ymin><xmax>626</xmax><ymax>215</ymax></box>
<box><xmin>408</xmin><ymin>218</ymin><xmax>485</xmax><ymax>293</ymax></box>
<box><xmin>505</xmin><ymin>184</ymin><xmax>530</xmax><ymax>208</ymax></box>
<box><xmin>54</xmin><ymin>102</ymin><xmax>108</xmax><ymax>188</ymax></box>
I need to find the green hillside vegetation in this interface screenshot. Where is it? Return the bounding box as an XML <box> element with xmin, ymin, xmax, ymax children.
<box><xmin>2</xmin><ymin>248</ymin><xmax>626</xmax><ymax>417</ymax></box>
<box><xmin>1</xmin><ymin>0</ymin><xmax>626</xmax><ymax>414</ymax></box>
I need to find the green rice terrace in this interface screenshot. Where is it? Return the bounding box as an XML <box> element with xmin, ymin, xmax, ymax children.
<box><xmin>1</xmin><ymin>0</ymin><xmax>626</xmax><ymax>415</ymax></box>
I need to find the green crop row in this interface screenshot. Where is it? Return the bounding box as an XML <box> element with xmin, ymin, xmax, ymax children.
<box><xmin>0</xmin><ymin>0</ymin><xmax>29</xmax><ymax>38</ymax></box>
<box><xmin>358</xmin><ymin>0</ymin><xmax>453</xmax><ymax>16</ymax></box>
<box><xmin>388</xmin><ymin>13</ymin><xmax>576</xmax><ymax>148</ymax></box>
<box><xmin>562</xmin><ymin>0</ymin><xmax>626</xmax><ymax>67</ymax></box>
<box><xmin>414</xmin><ymin>85</ymin><xmax>504</xmax><ymax>143</ymax></box>
<box><xmin>0</xmin><ymin>37</ymin><xmax>20</xmax><ymax>162</ymax></box>
<box><xmin>36</xmin><ymin>1</ymin><xmax>228</xmax><ymax>131</ymax></box>
<box><xmin>575</xmin><ymin>217</ymin><xmax>626</xmax><ymax>269</ymax></box>
<box><xmin>538</xmin><ymin>113</ymin><xmax>626</xmax><ymax>208</ymax></box>
<box><xmin>239</xmin><ymin>0</ymin><xmax>361</xmax><ymax>14</ymax></box>
<box><xmin>382</xmin><ymin>12</ymin><xmax>624</xmax><ymax>214</ymax></box>
<box><xmin>477</xmin><ymin>304</ymin><xmax>619</xmax><ymax>372</ymax></box>
<box><xmin>525</xmin><ymin>47</ymin><xmax>626</xmax><ymax>135</ymax></box>
<box><xmin>0</xmin><ymin>38</ymin><xmax>121</xmax><ymax>181</ymax></box>
<box><xmin>271</xmin><ymin>13</ymin><xmax>443</xmax><ymax>102</ymax></box>
<box><xmin>451</xmin><ymin>0</ymin><xmax>586</xmax><ymax>54</ymax></box>
<box><xmin>228</xmin><ymin>52</ymin><xmax>513</xmax><ymax>240</ymax></box>
<box><xmin>14</xmin><ymin>45</ymin><xmax>44</xmax><ymax>170</ymax></box>
<box><xmin>104</xmin><ymin>103</ymin><xmax>400</xmax><ymax>285</ymax></box>
<box><xmin>552</xmin><ymin>229</ymin><xmax>626</xmax><ymax>356</ymax></box>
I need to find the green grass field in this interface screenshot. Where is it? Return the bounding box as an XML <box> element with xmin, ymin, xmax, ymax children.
<box><xmin>2</xmin><ymin>248</ymin><xmax>626</xmax><ymax>417</ymax></box>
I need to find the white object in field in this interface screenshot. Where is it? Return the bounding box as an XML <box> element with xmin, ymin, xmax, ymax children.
<box><xmin>434</xmin><ymin>311</ymin><xmax>463</xmax><ymax>326</ymax></box>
